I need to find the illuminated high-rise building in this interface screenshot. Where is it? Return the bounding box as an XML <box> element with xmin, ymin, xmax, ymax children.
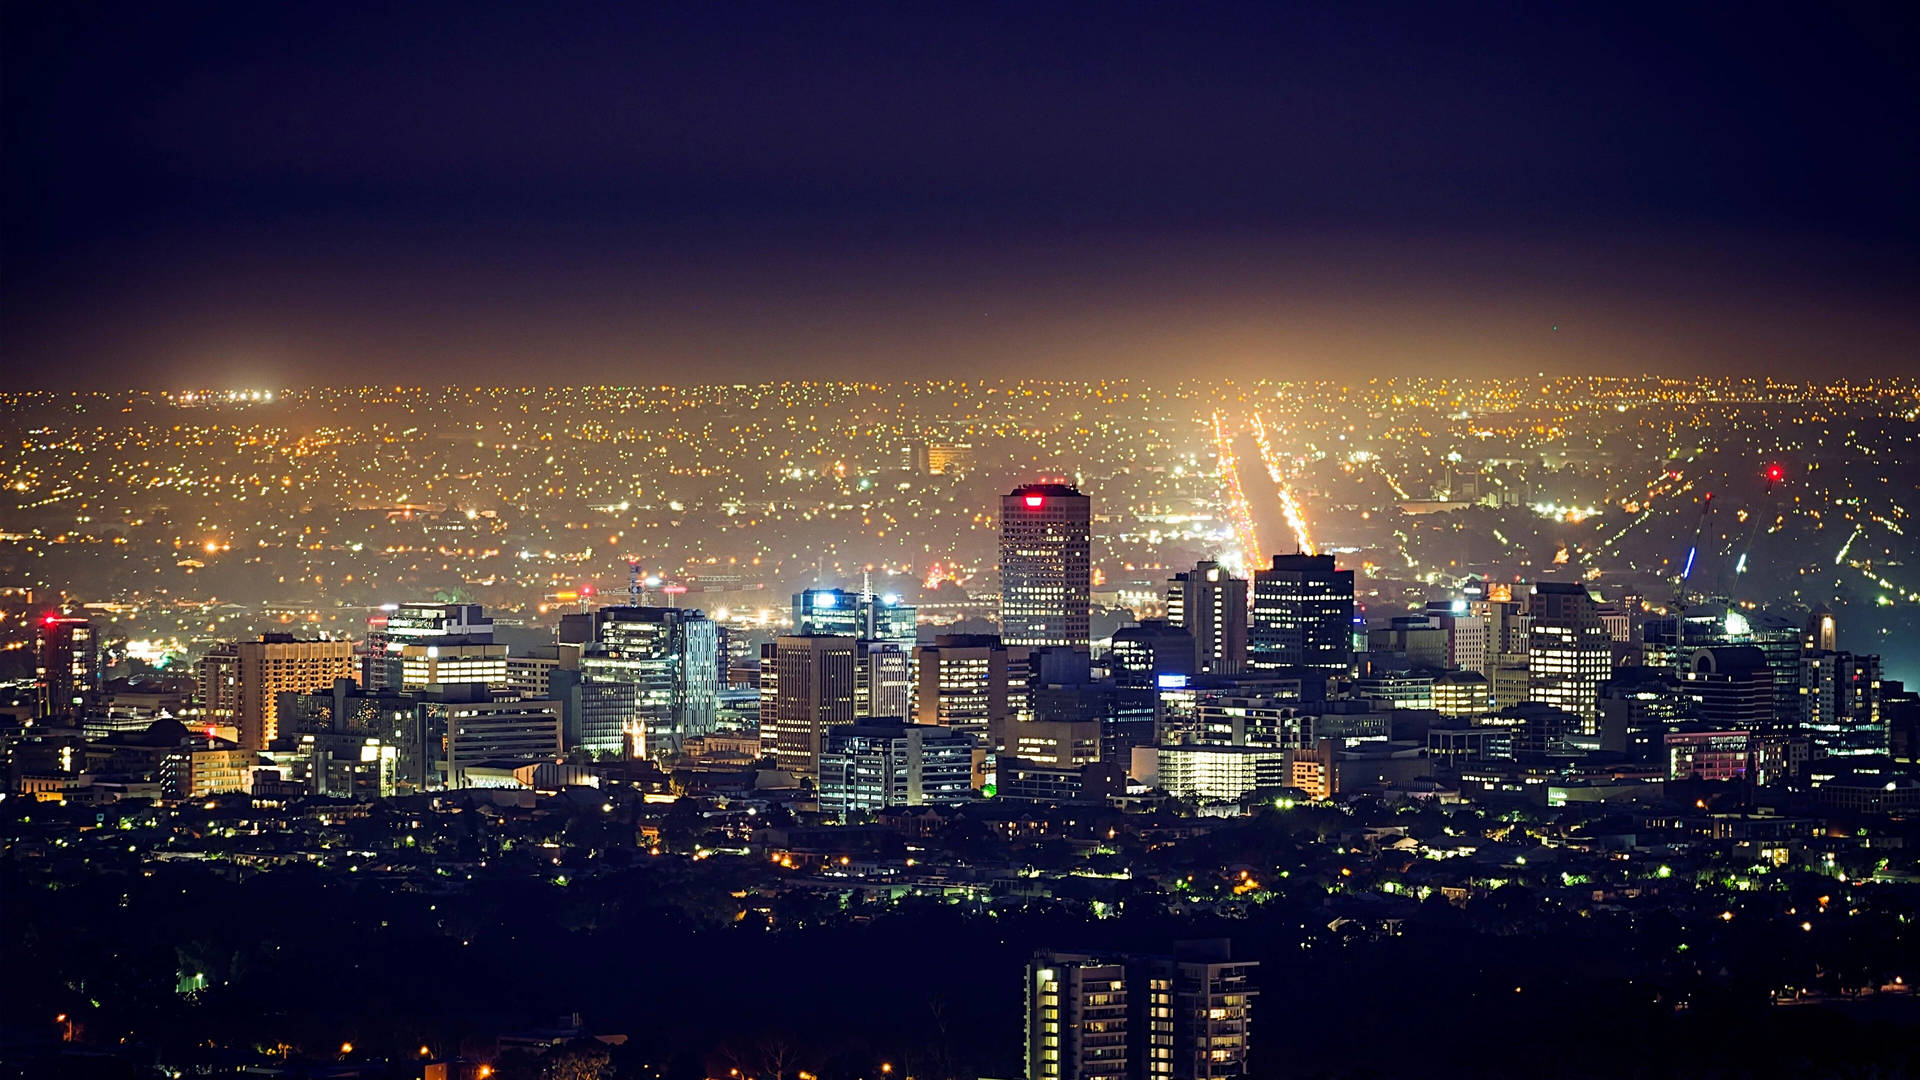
<box><xmin>793</xmin><ymin>587</ymin><xmax>918</xmax><ymax>650</ymax></box>
<box><xmin>196</xmin><ymin>635</ymin><xmax>359</xmax><ymax>751</ymax></box>
<box><xmin>1026</xmin><ymin>951</ymin><xmax>1132</xmax><ymax>1080</ymax></box>
<box><xmin>1525</xmin><ymin>581</ymin><xmax>1612</xmax><ymax>731</ymax></box>
<box><xmin>1168</xmin><ymin>561</ymin><xmax>1247</xmax><ymax>676</ymax></box>
<box><xmin>768</xmin><ymin>634</ymin><xmax>856</xmax><ymax>780</ymax></box>
<box><xmin>1424</xmin><ymin>600</ymin><xmax>1490</xmax><ymax>675</ymax></box>
<box><xmin>1803</xmin><ymin>604</ymin><xmax>1838</xmax><ymax>654</ymax></box>
<box><xmin>35</xmin><ymin>613</ymin><xmax>99</xmax><ymax>722</ymax></box>
<box><xmin>855</xmin><ymin>639</ymin><xmax>911</xmax><ymax>720</ymax></box>
<box><xmin>913</xmin><ymin>634</ymin><xmax>1031</xmax><ymax>741</ymax></box>
<box><xmin>1026</xmin><ymin>940</ymin><xmax>1257</xmax><ymax>1080</ymax></box>
<box><xmin>578</xmin><ymin>606</ymin><xmax>720</xmax><ymax>755</ymax></box>
<box><xmin>1684</xmin><ymin>646</ymin><xmax>1774</xmax><ymax>731</ymax></box>
<box><xmin>1000</xmin><ymin>484</ymin><xmax>1092</xmax><ymax>652</ymax></box>
<box><xmin>1250</xmin><ymin>553</ymin><xmax>1353</xmax><ymax>673</ymax></box>
<box><xmin>1800</xmin><ymin>650</ymin><xmax>1884</xmax><ymax>758</ymax></box>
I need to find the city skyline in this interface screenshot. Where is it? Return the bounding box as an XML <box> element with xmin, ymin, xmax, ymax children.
<box><xmin>7</xmin><ymin>3</ymin><xmax>1920</xmax><ymax>1078</ymax></box>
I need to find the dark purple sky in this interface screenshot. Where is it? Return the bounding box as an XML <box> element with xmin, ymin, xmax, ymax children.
<box><xmin>5</xmin><ymin>2</ymin><xmax>1918</xmax><ymax>388</ymax></box>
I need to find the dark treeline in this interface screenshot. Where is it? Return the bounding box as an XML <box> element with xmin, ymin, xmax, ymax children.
<box><xmin>8</xmin><ymin>848</ymin><xmax>1920</xmax><ymax>1080</ymax></box>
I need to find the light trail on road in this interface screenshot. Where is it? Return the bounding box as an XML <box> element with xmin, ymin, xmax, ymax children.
<box><xmin>1249</xmin><ymin>411</ymin><xmax>1316</xmax><ymax>555</ymax></box>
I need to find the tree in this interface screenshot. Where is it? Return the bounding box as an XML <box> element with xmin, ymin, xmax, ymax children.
<box><xmin>543</xmin><ymin>1039</ymin><xmax>612</xmax><ymax>1080</ymax></box>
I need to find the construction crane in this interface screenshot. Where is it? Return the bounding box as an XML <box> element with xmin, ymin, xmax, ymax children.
<box><xmin>1733</xmin><ymin>463</ymin><xmax>1785</xmax><ymax>580</ymax></box>
<box><xmin>1677</xmin><ymin>490</ymin><xmax>1714</xmax><ymax>600</ymax></box>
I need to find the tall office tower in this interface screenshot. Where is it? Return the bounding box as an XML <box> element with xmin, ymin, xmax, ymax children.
<box><xmin>1800</xmin><ymin>650</ymin><xmax>1884</xmax><ymax>758</ymax></box>
<box><xmin>1472</xmin><ymin>588</ymin><xmax>1533</xmax><ymax>704</ymax></box>
<box><xmin>1249</xmin><ymin>553</ymin><xmax>1354</xmax><ymax>673</ymax></box>
<box><xmin>816</xmin><ymin>718</ymin><xmax>975</xmax><ymax>820</ymax></box>
<box><xmin>1684</xmin><ymin>647</ymin><xmax>1775</xmax><ymax>730</ymax></box>
<box><xmin>1803</xmin><ymin>604</ymin><xmax>1838</xmax><ymax>654</ymax></box>
<box><xmin>769</xmin><ymin>634</ymin><xmax>856</xmax><ymax>780</ymax></box>
<box><xmin>35</xmin><ymin>613</ymin><xmax>99</xmax><ymax>722</ymax></box>
<box><xmin>1642</xmin><ymin>606</ymin><xmax>1801</xmax><ymax>729</ymax></box>
<box><xmin>1168</xmin><ymin>562</ymin><xmax>1248</xmax><ymax>676</ymax></box>
<box><xmin>1741</xmin><ymin>610</ymin><xmax>1807</xmax><ymax>730</ymax></box>
<box><xmin>1027</xmin><ymin>952</ymin><xmax>1132</xmax><ymax>1080</ymax></box>
<box><xmin>579</xmin><ymin>606</ymin><xmax>719</xmax><ymax>754</ymax></box>
<box><xmin>1109</xmin><ymin>621</ymin><xmax>1195</xmax><ymax>688</ymax></box>
<box><xmin>1525</xmin><ymin>581</ymin><xmax>1612</xmax><ymax>732</ymax></box>
<box><xmin>1001</xmin><ymin>483</ymin><xmax>1092</xmax><ymax>652</ymax></box>
<box><xmin>196</xmin><ymin>635</ymin><xmax>359</xmax><ymax>751</ymax></box>
<box><xmin>913</xmin><ymin>634</ymin><xmax>1032</xmax><ymax>740</ymax></box>
<box><xmin>793</xmin><ymin>587</ymin><xmax>919</xmax><ymax>650</ymax></box>
<box><xmin>855</xmin><ymin>640</ymin><xmax>912</xmax><ymax>720</ymax></box>
<box><xmin>1424</xmin><ymin>600</ymin><xmax>1490</xmax><ymax>675</ymax></box>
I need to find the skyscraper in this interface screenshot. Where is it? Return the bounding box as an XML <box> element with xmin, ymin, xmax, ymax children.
<box><xmin>792</xmin><ymin>587</ymin><xmax>918</xmax><ymax>650</ymax></box>
<box><xmin>853</xmin><ymin>639</ymin><xmax>909</xmax><ymax>720</ymax></box>
<box><xmin>913</xmin><ymin>633</ymin><xmax>1031</xmax><ymax>740</ymax></box>
<box><xmin>196</xmin><ymin>634</ymin><xmax>359</xmax><ymax>751</ymax></box>
<box><xmin>35</xmin><ymin>613</ymin><xmax>99</xmax><ymax>722</ymax></box>
<box><xmin>1804</xmin><ymin>604</ymin><xmax>1838</xmax><ymax>653</ymax></box>
<box><xmin>1001</xmin><ymin>483</ymin><xmax>1092</xmax><ymax>652</ymax></box>
<box><xmin>1801</xmin><ymin>650</ymin><xmax>1884</xmax><ymax>758</ymax></box>
<box><xmin>1249</xmin><ymin>553</ymin><xmax>1353</xmax><ymax>673</ymax></box>
<box><xmin>1168</xmin><ymin>561</ymin><xmax>1247</xmax><ymax>676</ymax></box>
<box><xmin>578</xmin><ymin>605</ymin><xmax>720</xmax><ymax>755</ymax></box>
<box><xmin>769</xmin><ymin>634</ymin><xmax>856</xmax><ymax>780</ymax></box>
<box><xmin>1525</xmin><ymin>581</ymin><xmax>1612</xmax><ymax>731</ymax></box>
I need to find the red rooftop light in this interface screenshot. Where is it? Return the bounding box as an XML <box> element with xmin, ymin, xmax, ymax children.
<box><xmin>1765</xmin><ymin>464</ymin><xmax>1784</xmax><ymax>483</ymax></box>
<box><xmin>1023</xmin><ymin>494</ymin><xmax>1045</xmax><ymax>508</ymax></box>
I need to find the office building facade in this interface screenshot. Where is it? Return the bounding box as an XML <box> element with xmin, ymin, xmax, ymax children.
<box><xmin>1250</xmin><ymin>554</ymin><xmax>1354</xmax><ymax>673</ymax></box>
<box><xmin>769</xmin><ymin>634</ymin><xmax>857</xmax><ymax>780</ymax></box>
<box><xmin>1001</xmin><ymin>484</ymin><xmax>1092</xmax><ymax>652</ymax></box>
<box><xmin>1168</xmin><ymin>561</ymin><xmax>1248</xmax><ymax>676</ymax></box>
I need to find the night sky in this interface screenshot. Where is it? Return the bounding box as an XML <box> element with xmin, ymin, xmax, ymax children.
<box><xmin>5</xmin><ymin>1</ymin><xmax>1918</xmax><ymax>389</ymax></box>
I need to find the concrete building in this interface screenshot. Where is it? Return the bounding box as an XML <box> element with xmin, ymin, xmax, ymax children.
<box><xmin>1001</xmin><ymin>483</ymin><xmax>1092</xmax><ymax>652</ymax></box>
<box><xmin>816</xmin><ymin>718</ymin><xmax>974</xmax><ymax>820</ymax></box>
<box><xmin>196</xmin><ymin>635</ymin><xmax>359</xmax><ymax>751</ymax></box>
<box><xmin>1250</xmin><ymin>553</ymin><xmax>1353</xmax><ymax>673</ymax></box>
<box><xmin>768</xmin><ymin>634</ymin><xmax>856</xmax><ymax>780</ymax></box>
<box><xmin>442</xmin><ymin>696</ymin><xmax>565</xmax><ymax>788</ymax></box>
<box><xmin>36</xmin><ymin>613</ymin><xmax>99</xmax><ymax>722</ymax></box>
<box><xmin>913</xmin><ymin>634</ymin><xmax>1031</xmax><ymax>739</ymax></box>
<box><xmin>1168</xmin><ymin>561</ymin><xmax>1248</xmax><ymax>676</ymax></box>
<box><xmin>1525</xmin><ymin>582</ymin><xmax>1612</xmax><ymax>732</ymax></box>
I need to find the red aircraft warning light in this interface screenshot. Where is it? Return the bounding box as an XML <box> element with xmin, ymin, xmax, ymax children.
<box><xmin>1765</xmin><ymin>464</ymin><xmax>1785</xmax><ymax>484</ymax></box>
<box><xmin>1023</xmin><ymin>494</ymin><xmax>1045</xmax><ymax>508</ymax></box>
